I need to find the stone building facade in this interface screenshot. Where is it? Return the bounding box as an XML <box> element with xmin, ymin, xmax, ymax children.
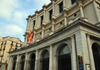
<box><xmin>8</xmin><ymin>0</ymin><xmax>100</xmax><ymax>70</ymax></box>
<box><xmin>0</xmin><ymin>36</ymin><xmax>23</xmax><ymax>70</ymax></box>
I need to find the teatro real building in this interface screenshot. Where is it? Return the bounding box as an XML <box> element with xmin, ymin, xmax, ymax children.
<box><xmin>7</xmin><ymin>0</ymin><xmax>100</xmax><ymax>70</ymax></box>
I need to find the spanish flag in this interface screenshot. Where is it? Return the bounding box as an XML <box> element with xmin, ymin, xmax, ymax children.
<box><xmin>27</xmin><ymin>35</ymin><xmax>29</xmax><ymax>42</ymax></box>
<box><xmin>29</xmin><ymin>30</ymin><xmax>32</xmax><ymax>41</ymax></box>
<box><xmin>32</xmin><ymin>32</ymin><xmax>34</xmax><ymax>39</ymax></box>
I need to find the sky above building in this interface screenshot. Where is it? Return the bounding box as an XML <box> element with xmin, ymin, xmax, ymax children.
<box><xmin>0</xmin><ymin>0</ymin><xmax>50</xmax><ymax>42</ymax></box>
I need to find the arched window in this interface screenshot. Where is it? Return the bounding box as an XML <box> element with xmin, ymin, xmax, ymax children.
<box><xmin>21</xmin><ymin>55</ymin><xmax>25</xmax><ymax>70</ymax></box>
<box><xmin>58</xmin><ymin>44</ymin><xmax>71</xmax><ymax>70</ymax></box>
<box><xmin>71</xmin><ymin>0</ymin><xmax>76</xmax><ymax>4</ymax></box>
<box><xmin>92</xmin><ymin>43</ymin><xmax>100</xmax><ymax>70</ymax></box>
<box><xmin>12</xmin><ymin>57</ymin><xmax>17</xmax><ymax>70</ymax></box>
<box><xmin>30</xmin><ymin>53</ymin><xmax>35</xmax><ymax>70</ymax></box>
<box><xmin>42</xmin><ymin>50</ymin><xmax>49</xmax><ymax>70</ymax></box>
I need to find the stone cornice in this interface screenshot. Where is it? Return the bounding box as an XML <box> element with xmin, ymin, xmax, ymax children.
<box><xmin>0</xmin><ymin>38</ymin><xmax>23</xmax><ymax>44</ymax></box>
<box><xmin>9</xmin><ymin>18</ymin><xmax>100</xmax><ymax>55</ymax></box>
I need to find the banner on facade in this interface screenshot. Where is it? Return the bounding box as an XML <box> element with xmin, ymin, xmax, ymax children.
<box><xmin>78</xmin><ymin>53</ymin><xmax>83</xmax><ymax>70</ymax></box>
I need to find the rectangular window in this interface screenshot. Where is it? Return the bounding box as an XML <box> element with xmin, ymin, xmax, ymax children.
<box><xmin>41</xmin><ymin>15</ymin><xmax>43</xmax><ymax>25</ymax></box>
<box><xmin>71</xmin><ymin>0</ymin><xmax>76</xmax><ymax>4</ymax></box>
<box><xmin>49</xmin><ymin>10</ymin><xmax>52</xmax><ymax>20</ymax></box>
<box><xmin>33</xmin><ymin>20</ymin><xmax>35</xmax><ymax>29</ymax></box>
<box><xmin>59</xmin><ymin>2</ymin><xmax>63</xmax><ymax>13</ymax></box>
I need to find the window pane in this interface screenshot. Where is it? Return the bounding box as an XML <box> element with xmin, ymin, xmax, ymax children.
<box><xmin>43</xmin><ymin>51</ymin><xmax>49</xmax><ymax>58</ymax></box>
<box><xmin>72</xmin><ymin>0</ymin><xmax>76</xmax><ymax>4</ymax></box>
<box><xmin>59</xmin><ymin>44</ymin><xmax>70</xmax><ymax>55</ymax></box>
<box><xmin>59</xmin><ymin>2</ymin><xmax>63</xmax><ymax>13</ymax></box>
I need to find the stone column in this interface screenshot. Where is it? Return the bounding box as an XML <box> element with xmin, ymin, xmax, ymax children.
<box><xmin>33</xmin><ymin>31</ymin><xmax>36</xmax><ymax>42</ymax></box>
<box><xmin>7</xmin><ymin>56</ymin><xmax>13</xmax><ymax>70</ymax></box>
<box><xmin>63</xmin><ymin>0</ymin><xmax>67</xmax><ymax>10</ymax></box>
<box><xmin>64</xmin><ymin>17</ymin><xmax>67</xmax><ymax>26</ymax></box>
<box><xmin>25</xmin><ymin>60</ymin><xmax>30</xmax><ymax>70</ymax></box>
<box><xmin>52</xmin><ymin>1</ymin><xmax>56</xmax><ymax>19</ymax></box>
<box><xmin>30</xmin><ymin>20</ymin><xmax>33</xmax><ymax>31</ymax></box>
<box><xmin>43</xmin><ymin>7</ymin><xmax>46</xmax><ymax>22</ymax></box>
<box><xmin>93</xmin><ymin>1</ymin><xmax>100</xmax><ymax>22</ymax></box>
<box><xmin>26</xmin><ymin>22</ymin><xmax>28</xmax><ymax>31</ymax></box>
<box><xmin>75</xmin><ymin>30</ymin><xmax>90</xmax><ymax>70</ymax></box>
<box><xmin>10</xmin><ymin>57</ymin><xmax>13</xmax><ymax>70</ymax></box>
<box><xmin>52</xmin><ymin>20</ymin><xmax>55</xmax><ymax>32</ymax></box>
<box><xmin>35</xmin><ymin>50</ymin><xmax>39</xmax><ymax>70</ymax></box>
<box><xmin>15</xmin><ymin>55</ymin><xmax>20</xmax><ymax>70</ymax></box>
<box><xmin>49</xmin><ymin>45</ymin><xmax>54</xmax><ymax>70</ymax></box>
<box><xmin>78</xmin><ymin>1</ymin><xmax>84</xmax><ymax>17</ymax></box>
<box><xmin>87</xmin><ymin>34</ymin><xmax>95</xmax><ymax>70</ymax></box>
<box><xmin>54</xmin><ymin>55</ymin><xmax>58</xmax><ymax>70</ymax></box>
<box><xmin>42</xmin><ymin>27</ymin><xmax>45</xmax><ymax>38</ymax></box>
<box><xmin>24</xmin><ymin>53</ymin><xmax>29</xmax><ymax>70</ymax></box>
<box><xmin>52</xmin><ymin>24</ymin><xmax>55</xmax><ymax>32</ymax></box>
<box><xmin>70</xmin><ymin>35</ymin><xmax>77</xmax><ymax>70</ymax></box>
<box><xmin>80</xmin><ymin>6</ymin><xmax>84</xmax><ymax>17</ymax></box>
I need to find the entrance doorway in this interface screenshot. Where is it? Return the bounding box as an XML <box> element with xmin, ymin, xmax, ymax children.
<box><xmin>92</xmin><ymin>43</ymin><xmax>100</xmax><ymax>70</ymax></box>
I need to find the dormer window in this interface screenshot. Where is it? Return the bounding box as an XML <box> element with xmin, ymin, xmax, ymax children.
<box><xmin>33</xmin><ymin>20</ymin><xmax>35</xmax><ymax>29</ymax></box>
<box><xmin>71</xmin><ymin>0</ymin><xmax>76</xmax><ymax>4</ymax></box>
<box><xmin>41</xmin><ymin>15</ymin><xmax>43</xmax><ymax>25</ymax></box>
<box><xmin>59</xmin><ymin>2</ymin><xmax>63</xmax><ymax>13</ymax></box>
<box><xmin>49</xmin><ymin>10</ymin><xmax>52</xmax><ymax>20</ymax></box>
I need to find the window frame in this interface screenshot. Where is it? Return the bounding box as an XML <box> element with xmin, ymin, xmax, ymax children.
<box><xmin>41</xmin><ymin>15</ymin><xmax>44</xmax><ymax>25</ymax></box>
<box><xmin>59</xmin><ymin>2</ymin><xmax>63</xmax><ymax>13</ymax></box>
<box><xmin>49</xmin><ymin>10</ymin><xmax>52</xmax><ymax>20</ymax></box>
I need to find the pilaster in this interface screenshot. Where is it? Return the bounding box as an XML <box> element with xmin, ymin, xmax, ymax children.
<box><xmin>52</xmin><ymin>1</ymin><xmax>56</xmax><ymax>19</ymax></box>
<box><xmin>87</xmin><ymin>34</ymin><xmax>95</xmax><ymax>70</ymax></box>
<box><xmin>42</xmin><ymin>27</ymin><xmax>45</xmax><ymax>38</ymax></box>
<box><xmin>7</xmin><ymin>56</ymin><xmax>13</xmax><ymax>70</ymax></box>
<box><xmin>75</xmin><ymin>30</ymin><xmax>90</xmax><ymax>70</ymax></box>
<box><xmin>93</xmin><ymin>1</ymin><xmax>100</xmax><ymax>22</ymax></box>
<box><xmin>77</xmin><ymin>0</ymin><xmax>84</xmax><ymax>17</ymax></box>
<box><xmin>52</xmin><ymin>19</ymin><xmax>55</xmax><ymax>32</ymax></box>
<box><xmin>24</xmin><ymin>53</ymin><xmax>29</xmax><ymax>70</ymax></box>
<box><xmin>15</xmin><ymin>55</ymin><xmax>19</xmax><ymax>70</ymax></box>
<box><xmin>70</xmin><ymin>35</ymin><xmax>77</xmax><ymax>70</ymax></box>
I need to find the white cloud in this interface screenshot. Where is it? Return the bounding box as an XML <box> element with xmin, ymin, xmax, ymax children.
<box><xmin>0</xmin><ymin>0</ymin><xmax>19</xmax><ymax>20</ymax></box>
<box><xmin>4</xmin><ymin>24</ymin><xmax>23</xmax><ymax>35</ymax></box>
<box><xmin>33</xmin><ymin>0</ymin><xmax>51</xmax><ymax>9</ymax></box>
<box><xmin>0</xmin><ymin>32</ymin><xmax>2</xmax><ymax>35</ymax></box>
<box><xmin>13</xmin><ymin>11</ymin><xmax>27</xmax><ymax>26</ymax></box>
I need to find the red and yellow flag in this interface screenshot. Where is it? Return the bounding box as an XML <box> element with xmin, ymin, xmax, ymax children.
<box><xmin>32</xmin><ymin>32</ymin><xmax>34</xmax><ymax>39</ymax></box>
<box><xmin>27</xmin><ymin>35</ymin><xmax>29</xmax><ymax>42</ymax></box>
<box><xmin>29</xmin><ymin>30</ymin><xmax>32</xmax><ymax>41</ymax></box>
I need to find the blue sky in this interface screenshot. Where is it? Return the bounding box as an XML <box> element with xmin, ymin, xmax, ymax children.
<box><xmin>0</xmin><ymin>0</ymin><xmax>50</xmax><ymax>42</ymax></box>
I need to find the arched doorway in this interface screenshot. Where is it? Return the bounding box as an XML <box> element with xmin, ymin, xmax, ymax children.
<box><xmin>42</xmin><ymin>50</ymin><xmax>49</xmax><ymax>70</ymax></box>
<box><xmin>92</xmin><ymin>43</ymin><xmax>100</xmax><ymax>70</ymax></box>
<box><xmin>12</xmin><ymin>57</ymin><xmax>17</xmax><ymax>70</ymax></box>
<box><xmin>30</xmin><ymin>53</ymin><xmax>35</xmax><ymax>70</ymax></box>
<box><xmin>21</xmin><ymin>55</ymin><xmax>25</xmax><ymax>70</ymax></box>
<box><xmin>58</xmin><ymin>44</ymin><xmax>71</xmax><ymax>70</ymax></box>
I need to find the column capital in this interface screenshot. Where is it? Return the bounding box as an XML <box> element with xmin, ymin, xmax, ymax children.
<box><xmin>86</xmin><ymin>33</ymin><xmax>91</xmax><ymax>36</ymax></box>
<box><xmin>69</xmin><ymin>34</ymin><xmax>75</xmax><ymax>38</ymax></box>
<box><xmin>52</xmin><ymin>1</ymin><xmax>56</xmax><ymax>4</ymax></box>
<box><xmin>49</xmin><ymin>44</ymin><xmax>54</xmax><ymax>46</ymax></box>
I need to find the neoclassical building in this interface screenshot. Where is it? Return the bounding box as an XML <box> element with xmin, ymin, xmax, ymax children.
<box><xmin>0</xmin><ymin>36</ymin><xmax>23</xmax><ymax>70</ymax></box>
<box><xmin>8</xmin><ymin>0</ymin><xmax>100</xmax><ymax>70</ymax></box>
